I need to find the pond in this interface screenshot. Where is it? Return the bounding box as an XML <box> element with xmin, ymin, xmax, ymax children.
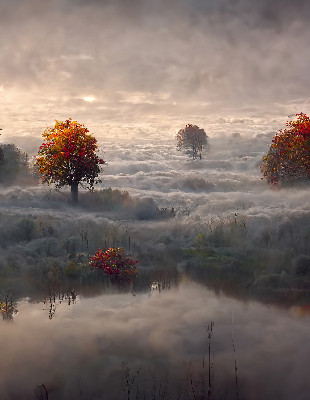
<box><xmin>1</xmin><ymin>280</ymin><xmax>310</xmax><ymax>400</ymax></box>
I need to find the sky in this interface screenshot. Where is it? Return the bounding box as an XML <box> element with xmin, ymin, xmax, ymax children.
<box><xmin>1</xmin><ymin>0</ymin><xmax>310</xmax><ymax>150</ymax></box>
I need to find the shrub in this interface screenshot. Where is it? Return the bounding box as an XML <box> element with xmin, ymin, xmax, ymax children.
<box><xmin>89</xmin><ymin>247</ymin><xmax>138</xmax><ymax>281</ymax></box>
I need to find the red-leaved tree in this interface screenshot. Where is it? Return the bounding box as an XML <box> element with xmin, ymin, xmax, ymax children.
<box><xmin>261</xmin><ymin>113</ymin><xmax>310</xmax><ymax>184</ymax></box>
<box><xmin>36</xmin><ymin>119</ymin><xmax>105</xmax><ymax>203</ymax></box>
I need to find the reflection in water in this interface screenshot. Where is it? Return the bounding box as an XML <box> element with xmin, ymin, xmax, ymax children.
<box><xmin>150</xmin><ymin>268</ymin><xmax>179</xmax><ymax>292</ymax></box>
<box><xmin>206</xmin><ymin>321</ymin><xmax>215</xmax><ymax>399</ymax></box>
<box><xmin>0</xmin><ymin>282</ymin><xmax>309</xmax><ymax>400</ymax></box>
<box><xmin>43</xmin><ymin>289</ymin><xmax>77</xmax><ymax>320</ymax></box>
<box><xmin>0</xmin><ymin>292</ymin><xmax>18</xmax><ymax>321</ymax></box>
<box><xmin>34</xmin><ymin>384</ymin><xmax>48</xmax><ymax>400</ymax></box>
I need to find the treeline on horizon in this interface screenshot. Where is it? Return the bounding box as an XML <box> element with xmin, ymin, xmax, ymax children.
<box><xmin>2</xmin><ymin>113</ymin><xmax>310</xmax><ymax>190</ymax></box>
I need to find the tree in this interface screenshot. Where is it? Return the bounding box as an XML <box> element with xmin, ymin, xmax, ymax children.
<box><xmin>176</xmin><ymin>124</ymin><xmax>208</xmax><ymax>160</ymax></box>
<box><xmin>0</xmin><ymin>144</ymin><xmax>30</xmax><ymax>185</ymax></box>
<box><xmin>36</xmin><ymin>119</ymin><xmax>105</xmax><ymax>203</ymax></box>
<box><xmin>260</xmin><ymin>113</ymin><xmax>310</xmax><ymax>184</ymax></box>
<box><xmin>89</xmin><ymin>247</ymin><xmax>138</xmax><ymax>282</ymax></box>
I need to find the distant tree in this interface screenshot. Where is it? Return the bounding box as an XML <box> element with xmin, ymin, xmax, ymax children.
<box><xmin>0</xmin><ymin>144</ymin><xmax>30</xmax><ymax>184</ymax></box>
<box><xmin>176</xmin><ymin>124</ymin><xmax>208</xmax><ymax>160</ymax></box>
<box><xmin>36</xmin><ymin>119</ymin><xmax>105</xmax><ymax>204</ymax></box>
<box><xmin>261</xmin><ymin>113</ymin><xmax>310</xmax><ymax>184</ymax></box>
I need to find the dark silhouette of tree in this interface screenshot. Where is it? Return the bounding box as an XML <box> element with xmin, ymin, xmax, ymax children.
<box><xmin>261</xmin><ymin>113</ymin><xmax>310</xmax><ymax>184</ymax></box>
<box><xmin>176</xmin><ymin>124</ymin><xmax>208</xmax><ymax>160</ymax></box>
<box><xmin>36</xmin><ymin>119</ymin><xmax>105</xmax><ymax>204</ymax></box>
<box><xmin>0</xmin><ymin>144</ymin><xmax>29</xmax><ymax>185</ymax></box>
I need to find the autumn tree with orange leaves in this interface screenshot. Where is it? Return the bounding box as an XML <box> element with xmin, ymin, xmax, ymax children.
<box><xmin>36</xmin><ymin>119</ymin><xmax>105</xmax><ymax>203</ymax></box>
<box><xmin>261</xmin><ymin>113</ymin><xmax>310</xmax><ymax>184</ymax></box>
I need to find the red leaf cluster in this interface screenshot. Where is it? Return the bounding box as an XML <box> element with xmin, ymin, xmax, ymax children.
<box><xmin>261</xmin><ymin>113</ymin><xmax>310</xmax><ymax>184</ymax></box>
<box><xmin>89</xmin><ymin>247</ymin><xmax>138</xmax><ymax>281</ymax></box>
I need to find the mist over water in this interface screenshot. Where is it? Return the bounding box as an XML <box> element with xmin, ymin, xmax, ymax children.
<box><xmin>0</xmin><ymin>116</ymin><xmax>310</xmax><ymax>399</ymax></box>
<box><xmin>1</xmin><ymin>283</ymin><xmax>310</xmax><ymax>400</ymax></box>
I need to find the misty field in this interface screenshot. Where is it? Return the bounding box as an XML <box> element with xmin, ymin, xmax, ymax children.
<box><xmin>0</xmin><ymin>128</ymin><xmax>310</xmax><ymax>400</ymax></box>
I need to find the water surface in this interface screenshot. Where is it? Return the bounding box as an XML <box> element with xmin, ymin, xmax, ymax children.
<box><xmin>1</xmin><ymin>281</ymin><xmax>309</xmax><ymax>400</ymax></box>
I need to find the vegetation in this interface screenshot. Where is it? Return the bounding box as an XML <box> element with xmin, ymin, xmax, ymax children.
<box><xmin>0</xmin><ymin>292</ymin><xmax>18</xmax><ymax>320</ymax></box>
<box><xmin>35</xmin><ymin>119</ymin><xmax>105</xmax><ymax>203</ymax></box>
<box><xmin>89</xmin><ymin>247</ymin><xmax>138</xmax><ymax>282</ymax></box>
<box><xmin>176</xmin><ymin>124</ymin><xmax>208</xmax><ymax>160</ymax></box>
<box><xmin>261</xmin><ymin>113</ymin><xmax>310</xmax><ymax>184</ymax></box>
<box><xmin>0</xmin><ymin>144</ymin><xmax>30</xmax><ymax>185</ymax></box>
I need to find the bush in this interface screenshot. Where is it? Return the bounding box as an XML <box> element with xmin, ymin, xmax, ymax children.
<box><xmin>89</xmin><ymin>247</ymin><xmax>138</xmax><ymax>282</ymax></box>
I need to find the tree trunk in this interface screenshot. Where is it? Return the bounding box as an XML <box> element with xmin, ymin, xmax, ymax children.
<box><xmin>71</xmin><ymin>182</ymin><xmax>79</xmax><ymax>204</ymax></box>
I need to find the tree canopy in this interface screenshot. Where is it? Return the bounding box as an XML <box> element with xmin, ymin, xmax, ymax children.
<box><xmin>36</xmin><ymin>119</ymin><xmax>105</xmax><ymax>203</ymax></box>
<box><xmin>260</xmin><ymin>113</ymin><xmax>310</xmax><ymax>184</ymax></box>
<box><xmin>0</xmin><ymin>144</ymin><xmax>30</xmax><ymax>185</ymax></box>
<box><xmin>176</xmin><ymin>124</ymin><xmax>208</xmax><ymax>160</ymax></box>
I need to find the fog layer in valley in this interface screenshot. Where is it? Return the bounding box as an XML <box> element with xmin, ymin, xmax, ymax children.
<box><xmin>2</xmin><ymin>0</ymin><xmax>310</xmax><ymax>398</ymax></box>
<box><xmin>1</xmin><ymin>117</ymin><xmax>310</xmax><ymax>397</ymax></box>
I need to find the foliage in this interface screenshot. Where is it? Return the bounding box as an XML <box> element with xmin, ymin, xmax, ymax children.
<box><xmin>291</xmin><ymin>255</ymin><xmax>310</xmax><ymax>276</ymax></box>
<box><xmin>0</xmin><ymin>293</ymin><xmax>18</xmax><ymax>320</ymax></box>
<box><xmin>261</xmin><ymin>113</ymin><xmax>310</xmax><ymax>184</ymax></box>
<box><xmin>35</xmin><ymin>119</ymin><xmax>105</xmax><ymax>202</ymax></box>
<box><xmin>176</xmin><ymin>124</ymin><xmax>208</xmax><ymax>160</ymax></box>
<box><xmin>0</xmin><ymin>144</ymin><xmax>30</xmax><ymax>184</ymax></box>
<box><xmin>89</xmin><ymin>247</ymin><xmax>138</xmax><ymax>281</ymax></box>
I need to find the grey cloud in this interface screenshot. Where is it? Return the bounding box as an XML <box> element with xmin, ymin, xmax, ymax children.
<box><xmin>1</xmin><ymin>0</ymin><xmax>310</xmax><ymax>109</ymax></box>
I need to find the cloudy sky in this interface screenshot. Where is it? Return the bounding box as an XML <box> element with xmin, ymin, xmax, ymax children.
<box><xmin>1</xmin><ymin>0</ymin><xmax>310</xmax><ymax>148</ymax></box>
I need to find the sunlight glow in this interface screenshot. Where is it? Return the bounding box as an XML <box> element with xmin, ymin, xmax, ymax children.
<box><xmin>83</xmin><ymin>97</ymin><xmax>95</xmax><ymax>102</ymax></box>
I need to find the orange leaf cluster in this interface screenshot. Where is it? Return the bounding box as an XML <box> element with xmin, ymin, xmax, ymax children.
<box><xmin>36</xmin><ymin>119</ymin><xmax>105</xmax><ymax>189</ymax></box>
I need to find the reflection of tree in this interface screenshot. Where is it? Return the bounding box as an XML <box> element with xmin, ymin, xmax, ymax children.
<box><xmin>150</xmin><ymin>267</ymin><xmax>180</xmax><ymax>293</ymax></box>
<box><xmin>43</xmin><ymin>289</ymin><xmax>76</xmax><ymax>320</ymax></box>
<box><xmin>34</xmin><ymin>384</ymin><xmax>48</xmax><ymax>400</ymax></box>
<box><xmin>0</xmin><ymin>292</ymin><xmax>18</xmax><ymax>321</ymax></box>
